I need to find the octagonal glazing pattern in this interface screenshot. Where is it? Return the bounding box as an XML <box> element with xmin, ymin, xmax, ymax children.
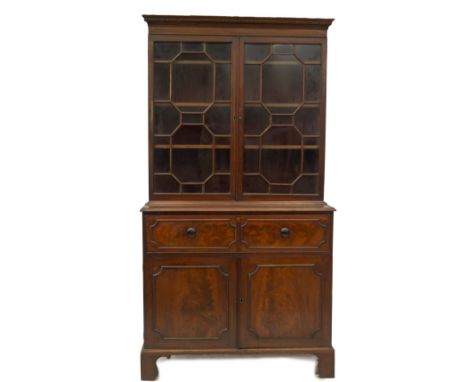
<box><xmin>152</xmin><ymin>41</ymin><xmax>232</xmax><ymax>194</ymax></box>
<box><xmin>243</xmin><ymin>43</ymin><xmax>322</xmax><ymax>195</ymax></box>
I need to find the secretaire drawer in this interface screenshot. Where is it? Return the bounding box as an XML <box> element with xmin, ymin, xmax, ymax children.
<box><xmin>144</xmin><ymin>216</ymin><xmax>237</xmax><ymax>252</ymax></box>
<box><xmin>240</xmin><ymin>215</ymin><xmax>332</xmax><ymax>252</ymax></box>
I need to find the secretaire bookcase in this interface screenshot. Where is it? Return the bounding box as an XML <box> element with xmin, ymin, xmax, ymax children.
<box><xmin>140</xmin><ymin>15</ymin><xmax>335</xmax><ymax>380</ymax></box>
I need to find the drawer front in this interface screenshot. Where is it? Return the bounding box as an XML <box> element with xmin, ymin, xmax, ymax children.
<box><xmin>144</xmin><ymin>216</ymin><xmax>237</xmax><ymax>252</ymax></box>
<box><xmin>240</xmin><ymin>215</ymin><xmax>332</xmax><ymax>251</ymax></box>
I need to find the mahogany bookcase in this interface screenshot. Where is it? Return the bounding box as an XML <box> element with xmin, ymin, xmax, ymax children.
<box><xmin>140</xmin><ymin>15</ymin><xmax>335</xmax><ymax>380</ymax></box>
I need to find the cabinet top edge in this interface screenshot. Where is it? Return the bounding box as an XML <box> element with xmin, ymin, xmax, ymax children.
<box><xmin>141</xmin><ymin>200</ymin><xmax>336</xmax><ymax>213</ymax></box>
<box><xmin>142</xmin><ymin>15</ymin><xmax>334</xmax><ymax>29</ymax></box>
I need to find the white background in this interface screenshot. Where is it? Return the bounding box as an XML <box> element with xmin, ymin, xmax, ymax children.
<box><xmin>1</xmin><ymin>1</ymin><xmax>468</xmax><ymax>381</ymax></box>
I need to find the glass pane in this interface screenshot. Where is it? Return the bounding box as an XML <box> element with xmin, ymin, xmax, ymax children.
<box><xmin>153</xmin><ymin>64</ymin><xmax>170</xmax><ymax>100</ymax></box>
<box><xmin>205</xmin><ymin>175</ymin><xmax>230</xmax><ymax>193</ymax></box>
<box><xmin>303</xmin><ymin>137</ymin><xmax>320</xmax><ymax>146</ymax></box>
<box><xmin>154</xmin><ymin>135</ymin><xmax>170</xmax><ymax>145</ymax></box>
<box><xmin>154</xmin><ymin>42</ymin><xmax>180</xmax><ymax>60</ymax></box>
<box><xmin>270</xmin><ymin>185</ymin><xmax>291</xmax><ymax>193</ymax></box>
<box><xmin>244</xmin><ymin>136</ymin><xmax>260</xmax><ymax>146</ymax></box>
<box><xmin>243</xmin><ymin>149</ymin><xmax>259</xmax><ymax>172</ymax></box>
<box><xmin>154</xmin><ymin>104</ymin><xmax>180</xmax><ymax>134</ymax></box>
<box><xmin>245</xmin><ymin>44</ymin><xmax>270</xmax><ymax>62</ymax></box>
<box><xmin>181</xmin><ymin>42</ymin><xmax>204</xmax><ymax>52</ymax></box>
<box><xmin>262</xmin><ymin>126</ymin><xmax>301</xmax><ymax>146</ymax></box>
<box><xmin>181</xmin><ymin>113</ymin><xmax>203</xmax><ymax>124</ymax></box>
<box><xmin>244</xmin><ymin>105</ymin><xmax>270</xmax><ymax>135</ymax></box>
<box><xmin>293</xmin><ymin>175</ymin><xmax>318</xmax><ymax>194</ymax></box>
<box><xmin>272</xmin><ymin>115</ymin><xmax>293</xmax><ymax>125</ymax></box>
<box><xmin>267</xmin><ymin>54</ymin><xmax>298</xmax><ymax>62</ymax></box>
<box><xmin>265</xmin><ymin>105</ymin><xmax>298</xmax><ymax>114</ymax></box>
<box><xmin>304</xmin><ymin>65</ymin><xmax>321</xmax><ymax>101</ymax></box>
<box><xmin>206</xmin><ymin>43</ymin><xmax>231</xmax><ymax>61</ymax></box>
<box><xmin>205</xmin><ymin>105</ymin><xmax>231</xmax><ymax>135</ymax></box>
<box><xmin>244</xmin><ymin>65</ymin><xmax>260</xmax><ymax>101</ymax></box>
<box><xmin>295</xmin><ymin>44</ymin><xmax>321</xmax><ymax>62</ymax></box>
<box><xmin>172</xmin><ymin>62</ymin><xmax>213</xmax><ymax>103</ymax></box>
<box><xmin>272</xmin><ymin>44</ymin><xmax>293</xmax><ymax>54</ymax></box>
<box><xmin>243</xmin><ymin>175</ymin><xmax>269</xmax><ymax>193</ymax></box>
<box><xmin>176</xmin><ymin>52</ymin><xmax>210</xmax><ymax>61</ymax></box>
<box><xmin>262</xmin><ymin>60</ymin><xmax>303</xmax><ymax>103</ymax></box>
<box><xmin>303</xmin><ymin>149</ymin><xmax>319</xmax><ymax>173</ymax></box>
<box><xmin>154</xmin><ymin>149</ymin><xmax>170</xmax><ymax>172</ymax></box>
<box><xmin>154</xmin><ymin>175</ymin><xmax>179</xmax><ymax>193</ymax></box>
<box><xmin>177</xmin><ymin>105</ymin><xmax>208</xmax><ymax>113</ymax></box>
<box><xmin>295</xmin><ymin>106</ymin><xmax>320</xmax><ymax>135</ymax></box>
<box><xmin>182</xmin><ymin>184</ymin><xmax>202</xmax><ymax>193</ymax></box>
<box><xmin>261</xmin><ymin>149</ymin><xmax>301</xmax><ymax>183</ymax></box>
<box><xmin>172</xmin><ymin>125</ymin><xmax>212</xmax><ymax>145</ymax></box>
<box><xmin>172</xmin><ymin>149</ymin><xmax>212</xmax><ymax>182</ymax></box>
<box><xmin>215</xmin><ymin>64</ymin><xmax>231</xmax><ymax>100</ymax></box>
<box><xmin>215</xmin><ymin>149</ymin><xmax>230</xmax><ymax>172</ymax></box>
<box><xmin>215</xmin><ymin>136</ymin><xmax>230</xmax><ymax>145</ymax></box>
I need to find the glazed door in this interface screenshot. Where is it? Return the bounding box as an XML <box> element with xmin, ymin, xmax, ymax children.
<box><xmin>150</xmin><ymin>37</ymin><xmax>237</xmax><ymax>199</ymax></box>
<box><xmin>238</xmin><ymin>254</ymin><xmax>331</xmax><ymax>348</ymax></box>
<box><xmin>151</xmin><ymin>37</ymin><xmax>327</xmax><ymax>200</ymax></box>
<box><xmin>239</xmin><ymin>38</ymin><xmax>326</xmax><ymax>199</ymax></box>
<box><xmin>143</xmin><ymin>255</ymin><xmax>236</xmax><ymax>349</ymax></box>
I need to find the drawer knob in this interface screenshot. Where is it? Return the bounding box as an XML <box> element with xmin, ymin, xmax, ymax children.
<box><xmin>280</xmin><ymin>227</ymin><xmax>290</xmax><ymax>238</ymax></box>
<box><xmin>186</xmin><ymin>227</ymin><xmax>197</xmax><ymax>238</ymax></box>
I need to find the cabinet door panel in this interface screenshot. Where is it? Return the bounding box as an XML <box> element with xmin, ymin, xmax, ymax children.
<box><xmin>144</xmin><ymin>255</ymin><xmax>236</xmax><ymax>349</ymax></box>
<box><xmin>151</xmin><ymin>40</ymin><xmax>235</xmax><ymax>197</ymax></box>
<box><xmin>239</xmin><ymin>255</ymin><xmax>331</xmax><ymax>348</ymax></box>
<box><xmin>241</xmin><ymin>41</ymin><xmax>324</xmax><ymax>197</ymax></box>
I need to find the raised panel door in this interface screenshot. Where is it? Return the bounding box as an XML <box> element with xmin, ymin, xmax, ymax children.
<box><xmin>143</xmin><ymin>255</ymin><xmax>236</xmax><ymax>349</ymax></box>
<box><xmin>239</xmin><ymin>254</ymin><xmax>331</xmax><ymax>348</ymax></box>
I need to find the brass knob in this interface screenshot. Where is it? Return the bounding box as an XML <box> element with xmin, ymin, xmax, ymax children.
<box><xmin>280</xmin><ymin>227</ymin><xmax>290</xmax><ymax>238</ymax></box>
<box><xmin>186</xmin><ymin>227</ymin><xmax>197</xmax><ymax>238</ymax></box>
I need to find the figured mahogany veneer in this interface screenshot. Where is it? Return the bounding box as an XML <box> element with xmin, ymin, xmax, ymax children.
<box><xmin>140</xmin><ymin>15</ymin><xmax>335</xmax><ymax>380</ymax></box>
<box><xmin>240</xmin><ymin>215</ymin><xmax>331</xmax><ymax>251</ymax></box>
<box><xmin>239</xmin><ymin>254</ymin><xmax>331</xmax><ymax>348</ymax></box>
<box><xmin>144</xmin><ymin>255</ymin><xmax>237</xmax><ymax>349</ymax></box>
<box><xmin>144</xmin><ymin>216</ymin><xmax>237</xmax><ymax>252</ymax></box>
<box><xmin>144</xmin><ymin>214</ymin><xmax>332</xmax><ymax>252</ymax></box>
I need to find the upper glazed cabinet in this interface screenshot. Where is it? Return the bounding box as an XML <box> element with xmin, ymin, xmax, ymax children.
<box><xmin>150</xmin><ymin>35</ymin><xmax>327</xmax><ymax>200</ymax></box>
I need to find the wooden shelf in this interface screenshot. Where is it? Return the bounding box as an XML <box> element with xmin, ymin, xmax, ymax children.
<box><xmin>154</xmin><ymin>144</ymin><xmax>231</xmax><ymax>149</ymax></box>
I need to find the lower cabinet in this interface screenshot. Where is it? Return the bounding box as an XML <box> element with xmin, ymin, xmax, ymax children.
<box><xmin>144</xmin><ymin>254</ymin><xmax>331</xmax><ymax>350</ymax></box>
